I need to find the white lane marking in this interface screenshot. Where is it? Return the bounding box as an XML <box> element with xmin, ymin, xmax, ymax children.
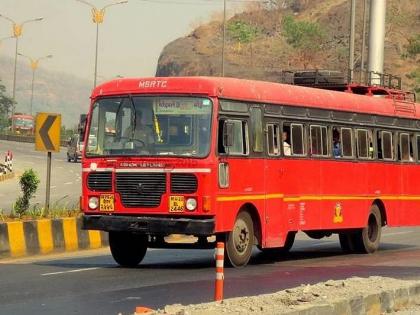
<box><xmin>33</xmin><ymin>156</ymin><xmax>43</xmax><ymax>159</ymax></box>
<box><xmin>56</xmin><ymin>166</ymin><xmax>64</xmax><ymax>169</ymax></box>
<box><xmin>50</xmin><ymin>186</ymin><xmax>57</xmax><ymax>189</ymax></box>
<box><xmin>69</xmin><ymin>169</ymin><xmax>74</xmax><ymax>173</ymax></box>
<box><xmin>382</xmin><ymin>231</ymin><xmax>414</xmax><ymax>237</ymax></box>
<box><xmin>55</xmin><ymin>159</ymin><xmax>64</xmax><ymax>162</ymax></box>
<box><xmin>41</xmin><ymin>267</ymin><xmax>101</xmax><ymax>276</ymax></box>
<box><xmin>64</xmin><ymin>182</ymin><xmax>73</xmax><ymax>185</ymax></box>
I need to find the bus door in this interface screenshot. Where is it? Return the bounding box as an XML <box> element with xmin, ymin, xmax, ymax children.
<box><xmin>263</xmin><ymin>121</ymin><xmax>287</xmax><ymax>247</ymax></box>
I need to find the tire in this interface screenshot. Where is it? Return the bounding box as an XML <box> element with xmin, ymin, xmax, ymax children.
<box><xmin>109</xmin><ymin>232</ymin><xmax>148</xmax><ymax>267</ymax></box>
<box><xmin>339</xmin><ymin>233</ymin><xmax>354</xmax><ymax>252</ymax></box>
<box><xmin>225</xmin><ymin>211</ymin><xmax>254</xmax><ymax>268</ymax></box>
<box><xmin>353</xmin><ymin>205</ymin><xmax>382</xmax><ymax>253</ymax></box>
<box><xmin>67</xmin><ymin>154</ymin><xmax>71</xmax><ymax>162</ymax></box>
<box><xmin>260</xmin><ymin>232</ymin><xmax>296</xmax><ymax>256</ymax></box>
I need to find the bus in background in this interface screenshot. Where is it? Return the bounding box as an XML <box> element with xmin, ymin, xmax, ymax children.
<box><xmin>11</xmin><ymin>114</ymin><xmax>34</xmax><ymax>135</ymax></box>
<box><xmin>81</xmin><ymin>75</ymin><xmax>420</xmax><ymax>268</ymax></box>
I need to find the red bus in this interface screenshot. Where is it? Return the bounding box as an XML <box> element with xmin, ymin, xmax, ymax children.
<box><xmin>81</xmin><ymin>76</ymin><xmax>420</xmax><ymax>267</ymax></box>
<box><xmin>11</xmin><ymin>114</ymin><xmax>34</xmax><ymax>134</ymax></box>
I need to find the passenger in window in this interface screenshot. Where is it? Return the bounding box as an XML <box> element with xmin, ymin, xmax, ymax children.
<box><xmin>332</xmin><ymin>129</ymin><xmax>341</xmax><ymax>158</ymax></box>
<box><xmin>283</xmin><ymin>131</ymin><xmax>291</xmax><ymax>156</ymax></box>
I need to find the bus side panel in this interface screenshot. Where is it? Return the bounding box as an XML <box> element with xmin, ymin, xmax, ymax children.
<box><xmin>399</xmin><ymin>163</ymin><xmax>420</xmax><ymax>226</ymax></box>
<box><xmin>215</xmin><ymin>158</ymin><xmax>265</xmax><ymax>233</ymax></box>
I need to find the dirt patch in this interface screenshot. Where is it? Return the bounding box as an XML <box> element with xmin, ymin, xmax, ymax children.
<box><xmin>150</xmin><ymin>276</ymin><xmax>419</xmax><ymax>315</ymax></box>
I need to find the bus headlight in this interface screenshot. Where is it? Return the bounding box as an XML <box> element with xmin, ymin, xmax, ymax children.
<box><xmin>89</xmin><ymin>197</ymin><xmax>99</xmax><ymax>210</ymax></box>
<box><xmin>186</xmin><ymin>198</ymin><xmax>197</xmax><ymax>211</ymax></box>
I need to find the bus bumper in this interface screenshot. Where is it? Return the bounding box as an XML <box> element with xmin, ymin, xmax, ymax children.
<box><xmin>82</xmin><ymin>214</ymin><xmax>215</xmax><ymax>236</ymax></box>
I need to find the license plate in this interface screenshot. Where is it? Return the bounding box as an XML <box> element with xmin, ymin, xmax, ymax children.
<box><xmin>100</xmin><ymin>194</ymin><xmax>114</xmax><ymax>212</ymax></box>
<box><xmin>169</xmin><ymin>196</ymin><xmax>184</xmax><ymax>212</ymax></box>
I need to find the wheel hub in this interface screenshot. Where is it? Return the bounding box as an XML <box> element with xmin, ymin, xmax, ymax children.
<box><xmin>233</xmin><ymin>219</ymin><xmax>249</xmax><ymax>253</ymax></box>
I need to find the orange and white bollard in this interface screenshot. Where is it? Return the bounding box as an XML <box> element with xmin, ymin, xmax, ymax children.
<box><xmin>214</xmin><ymin>241</ymin><xmax>225</xmax><ymax>301</ymax></box>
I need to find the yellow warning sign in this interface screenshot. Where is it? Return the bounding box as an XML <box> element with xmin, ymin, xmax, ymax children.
<box><xmin>35</xmin><ymin>113</ymin><xmax>61</xmax><ymax>152</ymax></box>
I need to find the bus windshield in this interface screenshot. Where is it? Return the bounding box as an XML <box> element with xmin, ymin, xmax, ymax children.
<box><xmin>86</xmin><ymin>96</ymin><xmax>212</xmax><ymax>158</ymax></box>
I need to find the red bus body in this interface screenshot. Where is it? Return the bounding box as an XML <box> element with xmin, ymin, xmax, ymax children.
<box><xmin>81</xmin><ymin>77</ymin><xmax>420</xmax><ymax>265</ymax></box>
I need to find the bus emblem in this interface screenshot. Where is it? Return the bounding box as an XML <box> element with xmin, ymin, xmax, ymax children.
<box><xmin>333</xmin><ymin>203</ymin><xmax>343</xmax><ymax>223</ymax></box>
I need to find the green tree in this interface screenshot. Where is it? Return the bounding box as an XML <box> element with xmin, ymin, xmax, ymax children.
<box><xmin>228</xmin><ymin>20</ymin><xmax>259</xmax><ymax>66</ymax></box>
<box><xmin>0</xmin><ymin>80</ymin><xmax>14</xmax><ymax>130</ymax></box>
<box><xmin>282</xmin><ymin>15</ymin><xmax>325</xmax><ymax>68</ymax></box>
<box><xmin>14</xmin><ymin>169</ymin><xmax>41</xmax><ymax>216</ymax></box>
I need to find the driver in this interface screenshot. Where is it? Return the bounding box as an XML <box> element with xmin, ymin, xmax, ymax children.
<box><xmin>124</xmin><ymin>110</ymin><xmax>155</xmax><ymax>150</ymax></box>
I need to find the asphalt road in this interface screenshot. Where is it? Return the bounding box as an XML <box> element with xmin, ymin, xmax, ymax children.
<box><xmin>0</xmin><ymin>140</ymin><xmax>81</xmax><ymax>213</ymax></box>
<box><xmin>1</xmin><ymin>227</ymin><xmax>420</xmax><ymax>315</ymax></box>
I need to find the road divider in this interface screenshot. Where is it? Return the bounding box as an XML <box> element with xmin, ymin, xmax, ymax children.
<box><xmin>0</xmin><ymin>150</ymin><xmax>14</xmax><ymax>182</ymax></box>
<box><xmin>0</xmin><ymin>217</ymin><xmax>108</xmax><ymax>259</ymax></box>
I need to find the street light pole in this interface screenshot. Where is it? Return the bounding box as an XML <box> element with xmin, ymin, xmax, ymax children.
<box><xmin>221</xmin><ymin>0</ymin><xmax>226</xmax><ymax>77</ymax></box>
<box><xmin>18</xmin><ymin>53</ymin><xmax>53</xmax><ymax>116</ymax></box>
<box><xmin>0</xmin><ymin>14</ymin><xmax>43</xmax><ymax>132</ymax></box>
<box><xmin>75</xmin><ymin>0</ymin><xmax>128</xmax><ymax>88</ymax></box>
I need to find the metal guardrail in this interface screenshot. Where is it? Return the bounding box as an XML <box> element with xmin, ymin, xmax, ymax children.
<box><xmin>0</xmin><ymin>133</ymin><xmax>69</xmax><ymax>147</ymax></box>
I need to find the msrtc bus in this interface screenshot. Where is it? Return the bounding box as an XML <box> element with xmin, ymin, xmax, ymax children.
<box><xmin>81</xmin><ymin>76</ymin><xmax>420</xmax><ymax>267</ymax></box>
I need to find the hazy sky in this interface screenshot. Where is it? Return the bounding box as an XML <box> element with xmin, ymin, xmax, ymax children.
<box><xmin>0</xmin><ymin>0</ymin><xmax>245</xmax><ymax>83</ymax></box>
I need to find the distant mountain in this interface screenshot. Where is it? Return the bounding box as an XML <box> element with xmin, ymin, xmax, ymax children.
<box><xmin>0</xmin><ymin>55</ymin><xmax>91</xmax><ymax>128</ymax></box>
<box><xmin>156</xmin><ymin>0</ymin><xmax>420</xmax><ymax>95</ymax></box>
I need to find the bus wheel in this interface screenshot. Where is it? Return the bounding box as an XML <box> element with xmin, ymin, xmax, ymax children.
<box><xmin>109</xmin><ymin>232</ymin><xmax>148</xmax><ymax>267</ymax></box>
<box><xmin>339</xmin><ymin>233</ymin><xmax>354</xmax><ymax>252</ymax></box>
<box><xmin>226</xmin><ymin>211</ymin><xmax>254</xmax><ymax>268</ymax></box>
<box><xmin>355</xmin><ymin>205</ymin><xmax>382</xmax><ymax>253</ymax></box>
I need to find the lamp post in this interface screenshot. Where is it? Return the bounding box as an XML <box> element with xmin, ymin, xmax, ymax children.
<box><xmin>0</xmin><ymin>14</ymin><xmax>43</xmax><ymax>132</ymax></box>
<box><xmin>18</xmin><ymin>53</ymin><xmax>53</xmax><ymax>116</ymax></box>
<box><xmin>75</xmin><ymin>0</ymin><xmax>128</xmax><ymax>88</ymax></box>
<box><xmin>221</xmin><ymin>0</ymin><xmax>226</xmax><ymax>77</ymax></box>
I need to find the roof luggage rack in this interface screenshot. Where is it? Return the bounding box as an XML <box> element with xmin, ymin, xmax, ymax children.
<box><xmin>281</xmin><ymin>70</ymin><xmax>348</xmax><ymax>90</ymax></box>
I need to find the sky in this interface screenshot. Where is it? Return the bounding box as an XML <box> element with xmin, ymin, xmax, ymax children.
<box><xmin>0</xmin><ymin>0</ymin><xmax>247</xmax><ymax>83</ymax></box>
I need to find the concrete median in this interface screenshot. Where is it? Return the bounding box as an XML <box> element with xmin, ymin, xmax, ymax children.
<box><xmin>0</xmin><ymin>217</ymin><xmax>108</xmax><ymax>258</ymax></box>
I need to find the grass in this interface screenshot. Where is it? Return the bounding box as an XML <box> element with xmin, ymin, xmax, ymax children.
<box><xmin>1</xmin><ymin>195</ymin><xmax>81</xmax><ymax>222</ymax></box>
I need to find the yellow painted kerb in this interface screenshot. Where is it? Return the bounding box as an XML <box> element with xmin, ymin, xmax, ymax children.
<box><xmin>37</xmin><ymin>219</ymin><xmax>54</xmax><ymax>254</ymax></box>
<box><xmin>7</xmin><ymin>221</ymin><xmax>26</xmax><ymax>257</ymax></box>
<box><xmin>62</xmin><ymin>217</ymin><xmax>78</xmax><ymax>251</ymax></box>
<box><xmin>88</xmin><ymin>230</ymin><xmax>102</xmax><ymax>249</ymax></box>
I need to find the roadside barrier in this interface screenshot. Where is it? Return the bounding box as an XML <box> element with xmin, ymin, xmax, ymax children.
<box><xmin>214</xmin><ymin>241</ymin><xmax>225</xmax><ymax>301</ymax></box>
<box><xmin>0</xmin><ymin>150</ymin><xmax>13</xmax><ymax>175</ymax></box>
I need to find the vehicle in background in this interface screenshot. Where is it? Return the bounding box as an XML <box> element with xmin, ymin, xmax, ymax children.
<box><xmin>11</xmin><ymin>114</ymin><xmax>34</xmax><ymax>134</ymax></box>
<box><xmin>67</xmin><ymin>134</ymin><xmax>84</xmax><ymax>162</ymax></box>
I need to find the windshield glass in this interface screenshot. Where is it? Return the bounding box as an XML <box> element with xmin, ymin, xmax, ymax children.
<box><xmin>86</xmin><ymin>96</ymin><xmax>212</xmax><ymax>157</ymax></box>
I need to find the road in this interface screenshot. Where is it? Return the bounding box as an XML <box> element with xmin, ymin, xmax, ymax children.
<box><xmin>1</xmin><ymin>227</ymin><xmax>420</xmax><ymax>315</ymax></box>
<box><xmin>0</xmin><ymin>140</ymin><xmax>81</xmax><ymax>213</ymax></box>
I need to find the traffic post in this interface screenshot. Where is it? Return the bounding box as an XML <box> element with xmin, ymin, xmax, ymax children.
<box><xmin>214</xmin><ymin>241</ymin><xmax>225</xmax><ymax>301</ymax></box>
<box><xmin>35</xmin><ymin>113</ymin><xmax>61</xmax><ymax>214</ymax></box>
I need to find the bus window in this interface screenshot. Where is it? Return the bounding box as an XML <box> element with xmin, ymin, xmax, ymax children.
<box><xmin>266</xmin><ymin>123</ymin><xmax>280</xmax><ymax>156</ymax></box>
<box><xmin>219</xmin><ymin>119</ymin><xmax>249</xmax><ymax>156</ymax></box>
<box><xmin>310</xmin><ymin>125</ymin><xmax>328</xmax><ymax>156</ymax></box>
<box><xmin>250</xmin><ymin>107</ymin><xmax>263</xmax><ymax>153</ymax></box>
<box><xmin>341</xmin><ymin>127</ymin><xmax>354</xmax><ymax>158</ymax></box>
<box><xmin>290</xmin><ymin>123</ymin><xmax>305</xmax><ymax>156</ymax></box>
<box><xmin>417</xmin><ymin>135</ymin><xmax>420</xmax><ymax>162</ymax></box>
<box><xmin>356</xmin><ymin>129</ymin><xmax>368</xmax><ymax>158</ymax></box>
<box><xmin>332</xmin><ymin>127</ymin><xmax>341</xmax><ymax>158</ymax></box>
<box><xmin>399</xmin><ymin>133</ymin><xmax>414</xmax><ymax>162</ymax></box>
<box><xmin>381</xmin><ymin>131</ymin><xmax>394</xmax><ymax>160</ymax></box>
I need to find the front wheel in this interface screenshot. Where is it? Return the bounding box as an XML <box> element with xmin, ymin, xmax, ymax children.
<box><xmin>109</xmin><ymin>232</ymin><xmax>148</xmax><ymax>267</ymax></box>
<box><xmin>225</xmin><ymin>211</ymin><xmax>254</xmax><ymax>268</ymax></box>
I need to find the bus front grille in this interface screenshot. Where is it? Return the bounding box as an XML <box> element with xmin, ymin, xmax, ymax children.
<box><xmin>171</xmin><ymin>174</ymin><xmax>198</xmax><ymax>193</ymax></box>
<box><xmin>116</xmin><ymin>173</ymin><xmax>166</xmax><ymax>208</ymax></box>
<box><xmin>87</xmin><ymin>172</ymin><xmax>112</xmax><ymax>191</ymax></box>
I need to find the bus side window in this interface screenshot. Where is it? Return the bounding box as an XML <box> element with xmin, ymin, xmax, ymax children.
<box><xmin>310</xmin><ymin>125</ymin><xmax>328</xmax><ymax>156</ymax></box>
<box><xmin>377</xmin><ymin>131</ymin><xmax>383</xmax><ymax>159</ymax></box>
<box><xmin>290</xmin><ymin>123</ymin><xmax>305</xmax><ymax>156</ymax></box>
<box><xmin>266</xmin><ymin>123</ymin><xmax>280</xmax><ymax>156</ymax></box>
<box><xmin>381</xmin><ymin>131</ymin><xmax>393</xmax><ymax>160</ymax></box>
<box><xmin>332</xmin><ymin>126</ymin><xmax>341</xmax><ymax>158</ymax></box>
<box><xmin>218</xmin><ymin>119</ymin><xmax>249</xmax><ymax>156</ymax></box>
<box><xmin>399</xmin><ymin>133</ymin><xmax>414</xmax><ymax>162</ymax></box>
<box><xmin>341</xmin><ymin>127</ymin><xmax>354</xmax><ymax>158</ymax></box>
<box><xmin>356</xmin><ymin>129</ymin><xmax>368</xmax><ymax>158</ymax></box>
<box><xmin>416</xmin><ymin>135</ymin><xmax>420</xmax><ymax>162</ymax></box>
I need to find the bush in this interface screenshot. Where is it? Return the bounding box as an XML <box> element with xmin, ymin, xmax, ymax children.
<box><xmin>14</xmin><ymin>169</ymin><xmax>40</xmax><ymax>216</ymax></box>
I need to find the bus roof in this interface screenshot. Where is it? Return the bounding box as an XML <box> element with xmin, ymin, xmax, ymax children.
<box><xmin>92</xmin><ymin>77</ymin><xmax>420</xmax><ymax>119</ymax></box>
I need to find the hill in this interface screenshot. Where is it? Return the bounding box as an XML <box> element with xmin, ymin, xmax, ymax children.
<box><xmin>156</xmin><ymin>0</ymin><xmax>420</xmax><ymax>96</ymax></box>
<box><xmin>0</xmin><ymin>55</ymin><xmax>91</xmax><ymax>128</ymax></box>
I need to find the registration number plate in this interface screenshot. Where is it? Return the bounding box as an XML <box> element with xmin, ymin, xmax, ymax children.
<box><xmin>169</xmin><ymin>196</ymin><xmax>184</xmax><ymax>212</ymax></box>
<box><xmin>100</xmin><ymin>194</ymin><xmax>114</xmax><ymax>212</ymax></box>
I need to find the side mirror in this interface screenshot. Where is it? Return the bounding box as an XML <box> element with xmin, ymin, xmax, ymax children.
<box><xmin>223</xmin><ymin>121</ymin><xmax>234</xmax><ymax>148</ymax></box>
<box><xmin>78</xmin><ymin>114</ymin><xmax>87</xmax><ymax>139</ymax></box>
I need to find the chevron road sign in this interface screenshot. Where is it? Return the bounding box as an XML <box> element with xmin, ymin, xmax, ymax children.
<box><xmin>35</xmin><ymin>113</ymin><xmax>61</xmax><ymax>152</ymax></box>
